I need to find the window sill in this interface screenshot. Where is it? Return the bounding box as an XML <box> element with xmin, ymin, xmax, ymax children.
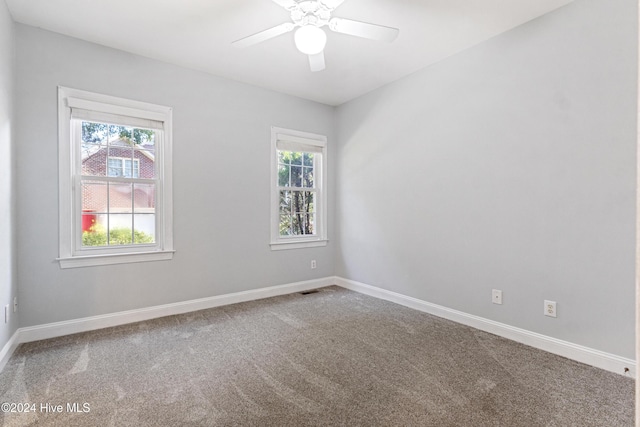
<box><xmin>58</xmin><ymin>250</ymin><xmax>175</xmax><ymax>269</ymax></box>
<box><xmin>270</xmin><ymin>240</ymin><xmax>328</xmax><ymax>251</ymax></box>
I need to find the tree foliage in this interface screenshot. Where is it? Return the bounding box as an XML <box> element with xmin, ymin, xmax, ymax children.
<box><xmin>82</xmin><ymin>122</ymin><xmax>154</xmax><ymax>145</ymax></box>
<box><xmin>82</xmin><ymin>224</ymin><xmax>154</xmax><ymax>246</ymax></box>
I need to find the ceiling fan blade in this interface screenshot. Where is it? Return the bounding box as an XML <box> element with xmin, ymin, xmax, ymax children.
<box><xmin>319</xmin><ymin>0</ymin><xmax>346</xmax><ymax>10</ymax></box>
<box><xmin>232</xmin><ymin>23</ymin><xmax>295</xmax><ymax>48</ymax></box>
<box><xmin>308</xmin><ymin>51</ymin><xmax>325</xmax><ymax>72</ymax></box>
<box><xmin>271</xmin><ymin>0</ymin><xmax>298</xmax><ymax>10</ymax></box>
<box><xmin>329</xmin><ymin>17</ymin><xmax>399</xmax><ymax>42</ymax></box>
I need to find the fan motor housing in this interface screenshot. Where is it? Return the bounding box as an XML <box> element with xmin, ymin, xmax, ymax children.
<box><xmin>291</xmin><ymin>1</ymin><xmax>331</xmax><ymax>27</ymax></box>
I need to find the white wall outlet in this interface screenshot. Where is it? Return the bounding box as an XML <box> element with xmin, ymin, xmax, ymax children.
<box><xmin>492</xmin><ymin>289</ymin><xmax>502</xmax><ymax>305</ymax></box>
<box><xmin>4</xmin><ymin>305</ymin><xmax>8</xmax><ymax>324</ymax></box>
<box><xmin>13</xmin><ymin>297</ymin><xmax>17</xmax><ymax>313</ymax></box>
<box><xmin>311</xmin><ymin>260</ymin><xmax>317</xmax><ymax>269</ymax></box>
<box><xmin>544</xmin><ymin>300</ymin><xmax>557</xmax><ymax>317</ymax></box>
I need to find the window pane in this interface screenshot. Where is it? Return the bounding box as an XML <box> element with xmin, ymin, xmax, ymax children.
<box><xmin>82</xmin><ymin>146</ymin><xmax>107</xmax><ymax>177</ymax></box>
<box><xmin>109</xmin><ymin>214</ymin><xmax>134</xmax><ymax>245</ymax></box>
<box><xmin>291</xmin><ymin>191</ymin><xmax>315</xmax><ymax>214</ymax></box>
<box><xmin>81</xmin><ymin>213</ymin><xmax>98</xmax><ymax>234</ymax></box>
<box><xmin>81</xmin><ymin>181</ymin><xmax>107</xmax><ymax>212</ymax></box>
<box><xmin>135</xmin><ymin>148</ymin><xmax>155</xmax><ymax>179</ymax></box>
<box><xmin>133</xmin><ymin>214</ymin><xmax>155</xmax><ymax>244</ymax></box>
<box><xmin>303</xmin><ymin>166</ymin><xmax>314</xmax><ymax>188</ymax></box>
<box><xmin>291</xmin><ymin>166</ymin><xmax>302</xmax><ymax>187</ymax></box>
<box><xmin>108</xmin><ymin>146</ymin><xmax>133</xmax><ymax>177</ymax></box>
<box><xmin>133</xmin><ymin>183</ymin><xmax>155</xmax><ymax>244</ymax></box>
<box><xmin>107</xmin><ymin>125</ymin><xmax>119</xmax><ymax>139</ymax></box>
<box><xmin>134</xmin><ymin>183</ymin><xmax>155</xmax><ymax>212</ymax></box>
<box><xmin>278</xmin><ymin>151</ymin><xmax>287</xmax><ymax>164</ymax></box>
<box><xmin>288</xmin><ymin>191</ymin><xmax>316</xmax><ymax>236</ymax></box>
<box><xmin>113</xmin><ymin>126</ymin><xmax>134</xmax><ymax>144</ymax></box>
<box><xmin>303</xmin><ymin>153</ymin><xmax>314</xmax><ymax>166</ymax></box>
<box><xmin>81</xmin><ymin>122</ymin><xmax>112</xmax><ymax>178</ymax></box>
<box><xmin>279</xmin><ymin>214</ymin><xmax>292</xmax><ymax>236</ymax></box>
<box><xmin>279</xmin><ymin>190</ymin><xmax>291</xmax><ymax>214</ymax></box>
<box><xmin>109</xmin><ymin>183</ymin><xmax>133</xmax><ymax>213</ymax></box>
<box><xmin>82</xmin><ymin>121</ymin><xmax>109</xmax><ymax>145</ymax></box>
<box><xmin>109</xmin><ymin>135</ymin><xmax>134</xmax><ymax>154</ymax></box>
<box><xmin>305</xmin><ymin>191</ymin><xmax>315</xmax><ymax>213</ymax></box>
<box><xmin>291</xmin><ymin>212</ymin><xmax>316</xmax><ymax>236</ymax></box>
<box><xmin>306</xmin><ymin>213</ymin><xmax>316</xmax><ymax>235</ymax></box>
<box><xmin>281</xmin><ymin>191</ymin><xmax>315</xmax><ymax>236</ymax></box>
<box><xmin>290</xmin><ymin>152</ymin><xmax>302</xmax><ymax>165</ymax></box>
<box><xmin>292</xmin><ymin>213</ymin><xmax>304</xmax><ymax>235</ymax></box>
<box><xmin>291</xmin><ymin>191</ymin><xmax>302</xmax><ymax>216</ymax></box>
<box><xmin>278</xmin><ymin>164</ymin><xmax>290</xmax><ymax>187</ymax></box>
<box><xmin>82</xmin><ymin>213</ymin><xmax>108</xmax><ymax>247</ymax></box>
<box><xmin>132</xmin><ymin>128</ymin><xmax>155</xmax><ymax>146</ymax></box>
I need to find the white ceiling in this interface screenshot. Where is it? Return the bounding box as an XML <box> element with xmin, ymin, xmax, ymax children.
<box><xmin>6</xmin><ymin>0</ymin><xmax>573</xmax><ymax>106</ymax></box>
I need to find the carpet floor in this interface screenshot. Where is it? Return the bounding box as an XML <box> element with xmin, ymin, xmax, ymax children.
<box><xmin>0</xmin><ymin>286</ymin><xmax>634</xmax><ymax>426</ymax></box>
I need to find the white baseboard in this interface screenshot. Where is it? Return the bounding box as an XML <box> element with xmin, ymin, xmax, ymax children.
<box><xmin>0</xmin><ymin>277</ymin><xmax>332</xmax><ymax>369</ymax></box>
<box><xmin>334</xmin><ymin>276</ymin><xmax>636</xmax><ymax>378</ymax></box>
<box><xmin>2</xmin><ymin>275</ymin><xmax>635</xmax><ymax>379</ymax></box>
<box><xmin>0</xmin><ymin>330</ymin><xmax>20</xmax><ymax>372</ymax></box>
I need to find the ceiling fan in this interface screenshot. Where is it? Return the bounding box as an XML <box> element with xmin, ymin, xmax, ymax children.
<box><xmin>232</xmin><ymin>0</ymin><xmax>399</xmax><ymax>72</ymax></box>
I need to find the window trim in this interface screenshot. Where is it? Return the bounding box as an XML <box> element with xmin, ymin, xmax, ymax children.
<box><xmin>58</xmin><ymin>86</ymin><xmax>174</xmax><ymax>268</ymax></box>
<box><xmin>270</xmin><ymin>126</ymin><xmax>328</xmax><ymax>250</ymax></box>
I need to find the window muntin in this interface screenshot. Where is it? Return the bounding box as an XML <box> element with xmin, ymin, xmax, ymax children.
<box><xmin>58</xmin><ymin>87</ymin><xmax>173</xmax><ymax>268</ymax></box>
<box><xmin>271</xmin><ymin>127</ymin><xmax>327</xmax><ymax>250</ymax></box>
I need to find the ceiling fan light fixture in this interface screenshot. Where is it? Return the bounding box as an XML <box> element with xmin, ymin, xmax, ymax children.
<box><xmin>294</xmin><ymin>25</ymin><xmax>327</xmax><ymax>55</ymax></box>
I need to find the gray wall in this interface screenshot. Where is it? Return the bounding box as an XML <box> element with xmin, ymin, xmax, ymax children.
<box><xmin>335</xmin><ymin>0</ymin><xmax>637</xmax><ymax>358</ymax></box>
<box><xmin>15</xmin><ymin>25</ymin><xmax>336</xmax><ymax>327</ymax></box>
<box><xmin>0</xmin><ymin>0</ymin><xmax>17</xmax><ymax>351</ymax></box>
<box><xmin>8</xmin><ymin>0</ymin><xmax>638</xmax><ymax>362</ymax></box>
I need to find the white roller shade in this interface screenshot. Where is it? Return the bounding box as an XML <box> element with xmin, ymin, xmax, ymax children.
<box><xmin>276</xmin><ymin>134</ymin><xmax>325</xmax><ymax>153</ymax></box>
<box><xmin>69</xmin><ymin>97</ymin><xmax>164</xmax><ymax>130</ymax></box>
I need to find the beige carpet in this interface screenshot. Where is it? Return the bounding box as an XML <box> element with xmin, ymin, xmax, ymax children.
<box><xmin>0</xmin><ymin>286</ymin><xmax>634</xmax><ymax>426</ymax></box>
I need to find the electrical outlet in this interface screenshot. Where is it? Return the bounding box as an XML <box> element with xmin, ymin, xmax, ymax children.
<box><xmin>310</xmin><ymin>260</ymin><xmax>317</xmax><ymax>269</ymax></box>
<box><xmin>13</xmin><ymin>297</ymin><xmax>17</xmax><ymax>313</ymax></box>
<box><xmin>492</xmin><ymin>289</ymin><xmax>502</xmax><ymax>305</ymax></box>
<box><xmin>544</xmin><ymin>300</ymin><xmax>557</xmax><ymax>318</ymax></box>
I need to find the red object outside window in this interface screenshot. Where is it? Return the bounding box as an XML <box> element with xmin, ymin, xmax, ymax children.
<box><xmin>82</xmin><ymin>209</ymin><xmax>96</xmax><ymax>232</ymax></box>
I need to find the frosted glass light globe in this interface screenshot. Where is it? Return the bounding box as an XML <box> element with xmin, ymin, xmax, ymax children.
<box><xmin>294</xmin><ymin>25</ymin><xmax>327</xmax><ymax>55</ymax></box>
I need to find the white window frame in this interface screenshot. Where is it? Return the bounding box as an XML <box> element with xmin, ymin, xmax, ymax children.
<box><xmin>270</xmin><ymin>126</ymin><xmax>327</xmax><ymax>250</ymax></box>
<box><xmin>58</xmin><ymin>86</ymin><xmax>174</xmax><ymax>268</ymax></box>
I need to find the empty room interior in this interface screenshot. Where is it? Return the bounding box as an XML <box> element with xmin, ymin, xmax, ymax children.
<box><xmin>0</xmin><ymin>0</ymin><xmax>637</xmax><ymax>425</ymax></box>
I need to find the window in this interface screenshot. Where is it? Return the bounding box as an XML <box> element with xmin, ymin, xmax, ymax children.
<box><xmin>108</xmin><ymin>157</ymin><xmax>140</xmax><ymax>178</ymax></box>
<box><xmin>271</xmin><ymin>126</ymin><xmax>327</xmax><ymax>250</ymax></box>
<box><xmin>58</xmin><ymin>87</ymin><xmax>174</xmax><ymax>268</ymax></box>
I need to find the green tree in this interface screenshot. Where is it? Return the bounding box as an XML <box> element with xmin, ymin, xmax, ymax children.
<box><xmin>82</xmin><ymin>122</ymin><xmax>154</xmax><ymax>145</ymax></box>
